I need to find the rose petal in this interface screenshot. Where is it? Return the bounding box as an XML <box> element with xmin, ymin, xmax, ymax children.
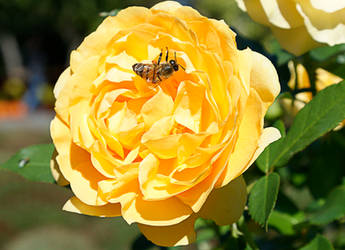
<box><xmin>141</xmin><ymin>88</ymin><xmax>174</xmax><ymax>128</ymax></box>
<box><xmin>138</xmin><ymin>214</ymin><xmax>197</xmax><ymax>247</ymax></box>
<box><xmin>141</xmin><ymin>116</ymin><xmax>175</xmax><ymax>143</ymax></box>
<box><xmin>151</xmin><ymin>1</ymin><xmax>182</xmax><ymax>12</ymax></box>
<box><xmin>271</xmin><ymin>26</ymin><xmax>321</xmax><ymax>56</ymax></box>
<box><xmin>121</xmin><ymin>195</ymin><xmax>193</xmax><ymax>226</ymax></box>
<box><xmin>138</xmin><ymin>153</ymin><xmax>159</xmax><ymax>190</ymax></box>
<box><xmin>139</xmin><ymin>145</ymin><xmax>223</xmax><ymax>201</ymax></box>
<box><xmin>260</xmin><ymin>0</ymin><xmax>291</xmax><ymax>28</ymax></box>
<box><xmin>116</xmin><ymin>123</ymin><xmax>145</xmax><ymax>149</ymax></box>
<box><xmin>97</xmin><ymin>89</ymin><xmax>131</xmax><ymax>117</ymax></box>
<box><xmin>187</xmin><ymin>19</ymin><xmax>222</xmax><ymax>55</ymax></box>
<box><xmin>177</xmin><ymin>133</ymin><xmax>208</xmax><ymax>164</ymax></box>
<box><xmin>63</xmin><ymin>196</ymin><xmax>121</xmax><ymax>217</ymax></box>
<box><xmin>143</xmin><ymin>134</ymin><xmax>181</xmax><ymax>159</ymax></box>
<box><xmin>106</xmin><ymin>67</ymin><xmax>136</xmax><ymax>82</ymax></box>
<box><xmin>116</xmin><ymin>6</ymin><xmax>151</xmax><ymax>28</ymax></box>
<box><xmin>198</xmin><ymin>176</ymin><xmax>246</xmax><ymax>225</ymax></box>
<box><xmin>246</xmin><ymin>127</ymin><xmax>281</xmax><ymax>168</ymax></box>
<box><xmin>216</xmin><ymin>127</ymin><xmax>281</xmax><ymax>187</ymax></box>
<box><xmin>55</xmin><ymin>56</ymin><xmax>99</xmax><ymax>123</ymax></box>
<box><xmin>316</xmin><ymin>68</ymin><xmax>343</xmax><ymax>91</ymax></box>
<box><xmin>310</xmin><ymin>0</ymin><xmax>345</xmax><ymax>12</ymax></box>
<box><xmin>241</xmin><ymin>0</ymin><xmax>271</xmax><ymax>26</ymax></box>
<box><xmin>98</xmin><ymin>168</ymin><xmax>139</xmax><ymax>204</ymax></box>
<box><xmin>169</xmin><ymin>161</ymin><xmax>211</xmax><ymax>186</ymax></box>
<box><xmin>296</xmin><ymin>3</ymin><xmax>345</xmax><ymax>46</ymax></box>
<box><xmin>176</xmin><ymin>136</ymin><xmax>238</xmax><ymax>212</ymax></box>
<box><xmin>76</xmin><ymin>17</ymin><xmax>120</xmax><ymax>60</ymax></box>
<box><xmin>50</xmin><ymin>149</ymin><xmax>69</xmax><ymax>186</ymax></box>
<box><xmin>139</xmin><ymin>155</ymin><xmax>192</xmax><ymax>201</ymax></box>
<box><xmin>106</xmin><ymin>51</ymin><xmax>138</xmax><ymax>70</ymax></box>
<box><xmin>53</xmin><ymin>67</ymin><xmax>71</xmax><ymax>98</ymax></box>
<box><xmin>90</xmin><ymin>151</ymin><xmax>117</xmax><ymax>178</ymax></box>
<box><xmin>296</xmin><ymin>64</ymin><xmax>313</xmax><ymax>102</ymax></box>
<box><xmin>69</xmin><ymin>100</ymin><xmax>92</xmax><ymax>147</ymax></box>
<box><xmin>215</xmin><ymin>89</ymin><xmax>263</xmax><ymax>188</ymax></box>
<box><xmin>295</xmin><ymin>0</ymin><xmax>345</xmax><ymax>28</ymax></box>
<box><xmin>253</xmin><ymin>0</ymin><xmax>304</xmax><ymax>29</ymax></box>
<box><xmin>249</xmin><ymin>50</ymin><xmax>281</xmax><ymax>110</ymax></box>
<box><xmin>174</xmin><ymin>81</ymin><xmax>204</xmax><ymax>133</ymax></box>
<box><xmin>51</xmin><ymin>117</ymin><xmax>106</xmax><ymax>205</ymax></box>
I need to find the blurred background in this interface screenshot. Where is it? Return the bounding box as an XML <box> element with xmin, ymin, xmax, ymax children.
<box><xmin>1</xmin><ymin>1</ymin><xmax>343</xmax><ymax>250</ymax></box>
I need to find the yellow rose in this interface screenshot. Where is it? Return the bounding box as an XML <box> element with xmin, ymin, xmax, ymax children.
<box><xmin>50</xmin><ymin>1</ymin><xmax>281</xmax><ymax>246</ymax></box>
<box><xmin>236</xmin><ymin>0</ymin><xmax>345</xmax><ymax>55</ymax></box>
<box><xmin>283</xmin><ymin>62</ymin><xmax>344</xmax><ymax>129</ymax></box>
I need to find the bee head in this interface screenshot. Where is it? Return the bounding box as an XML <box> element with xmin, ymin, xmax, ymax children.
<box><xmin>169</xmin><ymin>60</ymin><xmax>179</xmax><ymax>71</ymax></box>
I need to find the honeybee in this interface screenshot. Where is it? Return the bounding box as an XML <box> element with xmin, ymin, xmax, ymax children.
<box><xmin>132</xmin><ymin>47</ymin><xmax>185</xmax><ymax>84</ymax></box>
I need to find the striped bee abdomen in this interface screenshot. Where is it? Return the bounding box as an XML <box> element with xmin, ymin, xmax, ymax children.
<box><xmin>133</xmin><ymin>63</ymin><xmax>157</xmax><ymax>83</ymax></box>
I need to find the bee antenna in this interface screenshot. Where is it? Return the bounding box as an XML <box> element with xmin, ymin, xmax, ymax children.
<box><xmin>178</xmin><ymin>64</ymin><xmax>185</xmax><ymax>71</ymax></box>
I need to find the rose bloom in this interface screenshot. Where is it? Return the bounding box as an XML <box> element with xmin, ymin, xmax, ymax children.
<box><xmin>235</xmin><ymin>0</ymin><xmax>345</xmax><ymax>55</ymax></box>
<box><xmin>50</xmin><ymin>1</ymin><xmax>281</xmax><ymax>246</ymax></box>
<box><xmin>282</xmin><ymin>61</ymin><xmax>344</xmax><ymax>130</ymax></box>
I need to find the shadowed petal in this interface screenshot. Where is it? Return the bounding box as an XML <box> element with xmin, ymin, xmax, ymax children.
<box><xmin>63</xmin><ymin>196</ymin><xmax>121</xmax><ymax>217</ymax></box>
<box><xmin>138</xmin><ymin>214</ymin><xmax>197</xmax><ymax>247</ymax></box>
<box><xmin>199</xmin><ymin>176</ymin><xmax>246</xmax><ymax>225</ymax></box>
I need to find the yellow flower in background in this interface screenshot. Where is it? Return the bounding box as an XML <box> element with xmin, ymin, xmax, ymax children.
<box><xmin>236</xmin><ymin>0</ymin><xmax>345</xmax><ymax>55</ymax></box>
<box><xmin>282</xmin><ymin>61</ymin><xmax>313</xmax><ymax>115</ymax></box>
<box><xmin>50</xmin><ymin>1</ymin><xmax>281</xmax><ymax>246</ymax></box>
<box><xmin>316</xmin><ymin>68</ymin><xmax>344</xmax><ymax>92</ymax></box>
<box><xmin>283</xmin><ymin>61</ymin><xmax>344</xmax><ymax>129</ymax></box>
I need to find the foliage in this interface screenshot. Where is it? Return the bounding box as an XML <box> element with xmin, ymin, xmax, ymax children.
<box><xmin>1</xmin><ymin>144</ymin><xmax>55</xmax><ymax>183</ymax></box>
<box><xmin>248</xmin><ymin>173</ymin><xmax>280</xmax><ymax>229</ymax></box>
<box><xmin>258</xmin><ymin>80</ymin><xmax>345</xmax><ymax>171</ymax></box>
<box><xmin>299</xmin><ymin>235</ymin><xmax>334</xmax><ymax>250</ymax></box>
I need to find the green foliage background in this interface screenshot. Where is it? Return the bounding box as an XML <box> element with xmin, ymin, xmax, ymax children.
<box><xmin>1</xmin><ymin>0</ymin><xmax>345</xmax><ymax>249</ymax></box>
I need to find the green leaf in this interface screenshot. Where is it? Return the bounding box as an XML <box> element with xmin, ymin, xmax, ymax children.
<box><xmin>265</xmin><ymin>99</ymin><xmax>283</xmax><ymax>121</ymax></box>
<box><xmin>309</xmin><ymin>44</ymin><xmax>345</xmax><ymax>62</ymax></box>
<box><xmin>1</xmin><ymin>144</ymin><xmax>55</xmax><ymax>183</ymax></box>
<box><xmin>256</xmin><ymin>120</ymin><xmax>285</xmax><ymax>173</ymax></box>
<box><xmin>299</xmin><ymin>235</ymin><xmax>334</xmax><ymax>250</ymax></box>
<box><xmin>268</xmin><ymin>210</ymin><xmax>303</xmax><ymax>235</ymax></box>
<box><xmin>307</xmin><ymin>140</ymin><xmax>344</xmax><ymax>199</ymax></box>
<box><xmin>273</xmin><ymin>120</ymin><xmax>287</xmax><ymax>137</ymax></box>
<box><xmin>196</xmin><ymin>228</ymin><xmax>216</xmax><ymax>243</ymax></box>
<box><xmin>278</xmin><ymin>91</ymin><xmax>293</xmax><ymax>100</ymax></box>
<box><xmin>309</xmin><ymin>185</ymin><xmax>345</xmax><ymax>225</ymax></box>
<box><xmin>245</xmin><ymin>244</ymin><xmax>254</xmax><ymax>250</ymax></box>
<box><xmin>264</xmin><ymin>80</ymin><xmax>345</xmax><ymax>169</ymax></box>
<box><xmin>248</xmin><ymin>173</ymin><xmax>280</xmax><ymax>228</ymax></box>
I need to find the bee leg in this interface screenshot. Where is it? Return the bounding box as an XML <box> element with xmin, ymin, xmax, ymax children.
<box><xmin>157</xmin><ymin>74</ymin><xmax>162</xmax><ymax>82</ymax></box>
<box><xmin>166</xmin><ymin>47</ymin><xmax>169</xmax><ymax>62</ymax></box>
<box><xmin>152</xmin><ymin>64</ymin><xmax>156</xmax><ymax>83</ymax></box>
<box><xmin>158</xmin><ymin>49</ymin><xmax>163</xmax><ymax>65</ymax></box>
<box><xmin>144</xmin><ymin>66</ymin><xmax>148</xmax><ymax>81</ymax></box>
